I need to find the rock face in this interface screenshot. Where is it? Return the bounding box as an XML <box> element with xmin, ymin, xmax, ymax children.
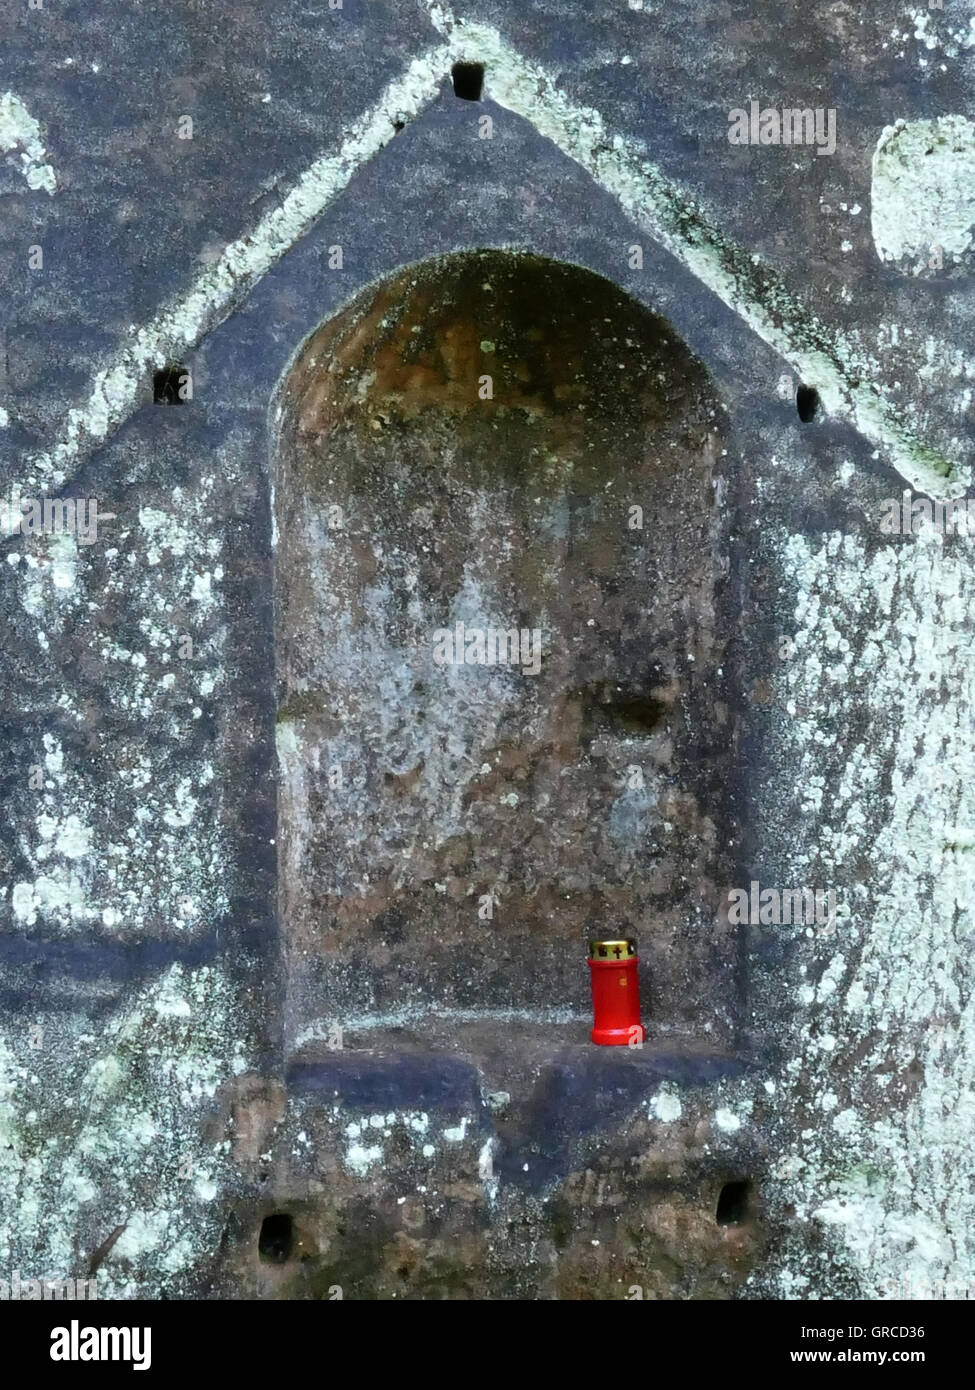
<box><xmin>1</xmin><ymin>0</ymin><xmax>974</xmax><ymax>1302</ymax></box>
<box><xmin>239</xmin><ymin>1027</ymin><xmax>764</xmax><ymax>1300</ymax></box>
<box><xmin>261</xmin><ymin>249</ymin><xmax>757</xmax><ymax>1298</ymax></box>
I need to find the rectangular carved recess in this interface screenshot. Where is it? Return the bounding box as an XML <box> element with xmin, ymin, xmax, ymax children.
<box><xmin>273</xmin><ymin>251</ymin><xmax>743</xmax><ymax>1060</ymax></box>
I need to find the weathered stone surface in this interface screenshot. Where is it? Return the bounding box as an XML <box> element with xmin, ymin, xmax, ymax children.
<box><xmin>229</xmin><ymin>1024</ymin><xmax>762</xmax><ymax>1300</ymax></box>
<box><xmin>0</xmin><ymin>0</ymin><xmax>973</xmax><ymax>1303</ymax></box>
<box><xmin>275</xmin><ymin>251</ymin><xmax>738</xmax><ymax>1044</ymax></box>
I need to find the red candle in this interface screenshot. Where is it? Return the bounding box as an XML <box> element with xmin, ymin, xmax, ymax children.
<box><xmin>588</xmin><ymin>937</ymin><xmax>643</xmax><ymax>1046</ymax></box>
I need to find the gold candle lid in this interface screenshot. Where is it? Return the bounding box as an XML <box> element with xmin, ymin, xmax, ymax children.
<box><xmin>588</xmin><ymin>937</ymin><xmax>637</xmax><ymax>960</ymax></box>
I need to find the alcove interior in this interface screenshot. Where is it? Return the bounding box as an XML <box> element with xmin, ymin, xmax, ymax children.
<box><xmin>272</xmin><ymin>249</ymin><xmax>744</xmax><ymax>1072</ymax></box>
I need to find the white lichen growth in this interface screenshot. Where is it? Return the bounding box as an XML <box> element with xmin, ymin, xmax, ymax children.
<box><xmin>872</xmin><ymin>116</ymin><xmax>975</xmax><ymax>270</ymax></box>
<box><xmin>0</xmin><ymin>91</ymin><xmax>57</xmax><ymax>194</ymax></box>
<box><xmin>0</xmin><ymin>964</ymin><xmax>251</xmax><ymax>1296</ymax></box>
<box><xmin>768</xmin><ymin>526</ymin><xmax>975</xmax><ymax>1298</ymax></box>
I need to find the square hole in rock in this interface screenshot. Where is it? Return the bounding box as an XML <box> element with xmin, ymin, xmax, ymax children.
<box><xmin>258</xmin><ymin>1212</ymin><xmax>294</xmax><ymax>1264</ymax></box>
<box><xmin>451</xmin><ymin>62</ymin><xmax>484</xmax><ymax>101</ymax></box>
<box><xmin>716</xmin><ymin>1180</ymin><xmax>752</xmax><ymax>1225</ymax></box>
<box><xmin>796</xmin><ymin>384</ymin><xmax>819</xmax><ymax>422</ymax></box>
<box><xmin>153</xmin><ymin>364</ymin><xmax>191</xmax><ymax>404</ymax></box>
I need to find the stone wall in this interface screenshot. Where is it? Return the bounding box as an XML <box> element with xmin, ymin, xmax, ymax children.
<box><xmin>1</xmin><ymin>0</ymin><xmax>973</xmax><ymax>1300</ymax></box>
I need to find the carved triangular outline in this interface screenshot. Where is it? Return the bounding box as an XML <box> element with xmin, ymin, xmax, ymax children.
<box><xmin>14</xmin><ymin>5</ymin><xmax>962</xmax><ymax>502</ymax></box>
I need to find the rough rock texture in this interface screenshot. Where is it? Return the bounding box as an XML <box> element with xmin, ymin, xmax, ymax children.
<box><xmin>275</xmin><ymin>251</ymin><xmax>737</xmax><ymax>1041</ymax></box>
<box><xmin>0</xmin><ymin>0</ymin><xmax>973</xmax><ymax>1300</ymax></box>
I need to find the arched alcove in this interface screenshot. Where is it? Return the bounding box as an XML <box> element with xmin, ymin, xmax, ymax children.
<box><xmin>272</xmin><ymin>250</ymin><xmax>739</xmax><ymax>1053</ymax></box>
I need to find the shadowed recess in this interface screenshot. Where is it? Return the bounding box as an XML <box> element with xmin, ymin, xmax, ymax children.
<box><xmin>273</xmin><ymin>248</ymin><xmax>738</xmax><ymax>1042</ymax></box>
<box><xmin>716</xmin><ymin>1180</ymin><xmax>752</xmax><ymax>1225</ymax></box>
<box><xmin>451</xmin><ymin>62</ymin><xmax>484</xmax><ymax>101</ymax></box>
<box><xmin>153</xmin><ymin>363</ymin><xmax>190</xmax><ymax>404</ymax></box>
<box><xmin>796</xmin><ymin>384</ymin><xmax>819</xmax><ymax>422</ymax></box>
<box><xmin>258</xmin><ymin>1213</ymin><xmax>294</xmax><ymax>1264</ymax></box>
